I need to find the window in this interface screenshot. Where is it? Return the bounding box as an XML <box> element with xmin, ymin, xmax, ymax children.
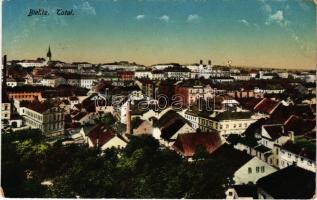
<box><xmin>288</xmin><ymin>153</ymin><xmax>291</xmax><ymax>158</ymax></box>
<box><xmin>248</xmin><ymin>167</ymin><xmax>252</xmax><ymax>174</ymax></box>
<box><xmin>261</xmin><ymin>166</ymin><xmax>265</xmax><ymax>173</ymax></box>
<box><xmin>256</xmin><ymin>167</ymin><xmax>260</xmax><ymax>173</ymax></box>
<box><xmin>276</xmin><ymin>148</ymin><xmax>279</xmax><ymax>155</ymax></box>
<box><xmin>228</xmin><ymin>192</ymin><xmax>233</xmax><ymax>196</ymax></box>
<box><xmin>233</xmin><ymin>124</ymin><xmax>236</xmax><ymax>128</ymax></box>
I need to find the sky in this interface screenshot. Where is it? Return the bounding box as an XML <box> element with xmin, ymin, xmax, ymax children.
<box><xmin>2</xmin><ymin>0</ymin><xmax>316</xmax><ymax>69</ymax></box>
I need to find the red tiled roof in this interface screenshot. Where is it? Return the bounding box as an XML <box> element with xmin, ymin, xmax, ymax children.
<box><xmin>172</xmin><ymin>132</ymin><xmax>221</xmax><ymax>157</ymax></box>
<box><xmin>88</xmin><ymin>124</ymin><xmax>115</xmax><ymax>147</ymax></box>
<box><xmin>254</xmin><ymin>98</ymin><xmax>281</xmax><ymax>114</ymax></box>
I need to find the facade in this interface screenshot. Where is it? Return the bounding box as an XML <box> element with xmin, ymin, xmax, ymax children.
<box><xmin>1</xmin><ymin>101</ymin><xmax>11</xmax><ymax>121</ymax></box>
<box><xmin>41</xmin><ymin>76</ymin><xmax>66</xmax><ymax>87</ymax></box>
<box><xmin>8</xmin><ymin>91</ymin><xmax>44</xmax><ymax>101</ymax></box>
<box><xmin>21</xmin><ymin>102</ymin><xmax>65</xmax><ymax>136</ymax></box>
<box><xmin>234</xmin><ymin>157</ymin><xmax>277</xmax><ymax>184</ymax></box>
<box><xmin>80</xmin><ymin>77</ymin><xmax>96</xmax><ymax>89</ymax></box>
<box><xmin>174</xmin><ymin>83</ymin><xmax>213</xmax><ymax>107</ymax></box>
<box><xmin>199</xmin><ymin>111</ymin><xmax>257</xmax><ymax>139</ymax></box>
<box><xmin>17</xmin><ymin>60</ymin><xmax>47</xmax><ymax>68</ymax></box>
<box><xmin>277</xmin><ymin>140</ymin><xmax>315</xmax><ymax>172</ymax></box>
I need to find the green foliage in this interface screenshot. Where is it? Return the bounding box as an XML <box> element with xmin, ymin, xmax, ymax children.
<box><xmin>2</xmin><ymin>133</ymin><xmax>233</xmax><ymax>198</ymax></box>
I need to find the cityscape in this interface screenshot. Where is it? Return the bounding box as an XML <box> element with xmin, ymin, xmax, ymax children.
<box><xmin>1</xmin><ymin>0</ymin><xmax>316</xmax><ymax>199</ymax></box>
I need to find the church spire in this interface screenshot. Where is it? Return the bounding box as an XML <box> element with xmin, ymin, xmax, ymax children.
<box><xmin>47</xmin><ymin>45</ymin><xmax>52</xmax><ymax>61</ymax></box>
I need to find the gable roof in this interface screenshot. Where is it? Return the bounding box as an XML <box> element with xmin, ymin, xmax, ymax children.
<box><xmin>161</xmin><ymin>118</ymin><xmax>188</xmax><ymax>141</ymax></box>
<box><xmin>209</xmin><ymin>144</ymin><xmax>253</xmax><ymax>174</ymax></box>
<box><xmin>262</xmin><ymin>124</ymin><xmax>284</xmax><ymax>140</ymax></box>
<box><xmin>282</xmin><ymin>140</ymin><xmax>316</xmax><ymax>161</ymax></box>
<box><xmin>254</xmin><ymin>98</ymin><xmax>281</xmax><ymax>114</ymax></box>
<box><xmin>233</xmin><ymin>185</ymin><xmax>258</xmax><ymax>199</ymax></box>
<box><xmin>284</xmin><ymin>115</ymin><xmax>316</xmax><ymax>136</ymax></box>
<box><xmin>87</xmin><ymin>124</ymin><xmax>116</xmax><ymax>147</ymax></box>
<box><xmin>154</xmin><ymin>110</ymin><xmax>184</xmax><ymax>128</ymax></box>
<box><xmin>257</xmin><ymin>165</ymin><xmax>316</xmax><ymax>199</ymax></box>
<box><xmin>172</xmin><ymin>132</ymin><xmax>221</xmax><ymax>157</ymax></box>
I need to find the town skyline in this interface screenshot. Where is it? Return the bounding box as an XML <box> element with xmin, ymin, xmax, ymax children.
<box><xmin>3</xmin><ymin>0</ymin><xmax>316</xmax><ymax>69</ymax></box>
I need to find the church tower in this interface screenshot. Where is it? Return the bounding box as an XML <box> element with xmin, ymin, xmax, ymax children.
<box><xmin>47</xmin><ymin>45</ymin><xmax>52</xmax><ymax>61</ymax></box>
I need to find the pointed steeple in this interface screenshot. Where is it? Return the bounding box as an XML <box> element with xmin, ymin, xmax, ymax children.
<box><xmin>47</xmin><ymin>45</ymin><xmax>52</xmax><ymax>61</ymax></box>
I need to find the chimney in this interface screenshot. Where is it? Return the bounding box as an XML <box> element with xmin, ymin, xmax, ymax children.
<box><xmin>288</xmin><ymin>131</ymin><xmax>294</xmax><ymax>142</ymax></box>
<box><xmin>126</xmin><ymin>100</ymin><xmax>132</xmax><ymax>134</ymax></box>
<box><xmin>96</xmin><ymin>138</ymin><xmax>99</xmax><ymax>148</ymax></box>
<box><xmin>200</xmin><ymin>60</ymin><xmax>203</xmax><ymax>65</ymax></box>
<box><xmin>2</xmin><ymin>55</ymin><xmax>7</xmax><ymax>88</ymax></box>
<box><xmin>208</xmin><ymin>60</ymin><xmax>211</xmax><ymax>65</ymax></box>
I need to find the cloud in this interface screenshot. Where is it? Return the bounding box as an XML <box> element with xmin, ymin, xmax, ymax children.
<box><xmin>266</xmin><ymin>10</ymin><xmax>289</xmax><ymax>26</ymax></box>
<box><xmin>136</xmin><ymin>15</ymin><xmax>145</xmax><ymax>20</ymax></box>
<box><xmin>238</xmin><ymin>19</ymin><xmax>250</xmax><ymax>26</ymax></box>
<box><xmin>257</xmin><ymin>0</ymin><xmax>272</xmax><ymax>13</ymax></box>
<box><xmin>73</xmin><ymin>1</ymin><xmax>96</xmax><ymax>15</ymax></box>
<box><xmin>186</xmin><ymin>14</ymin><xmax>201</xmax><ymax>23</ymax></box>
<box><xmin>159</xmin><ymin>15</ymin><xmax>170</xmax><ymax>22</ymax></box>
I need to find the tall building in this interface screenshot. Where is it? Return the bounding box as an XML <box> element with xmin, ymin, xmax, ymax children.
<box><xmin>47</xmin><ymin>45</ymin><xmax>52</xmax><ymax>61</ymax></box>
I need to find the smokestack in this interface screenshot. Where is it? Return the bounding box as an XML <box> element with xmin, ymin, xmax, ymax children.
<box><xmin>200</xmin><ymin>60</ymin><xmax>203</xmax><ymax>65</ymax></box>
<box><xmin>208</xmin><ymin>60</ymin><xmax>211</xmax><ymax>65</ymax></box>
<box><xmin>126</xmin><ymin>100</ymin><xmax>132</xmax><ymax>134</ymax></box>
<box><xmin>2</xmin><ymin>55</ymin><xmax>7</xmax><ymax>88</ymax></box>
<box><xmin>288</xmin><ymin>131</ymin><xmax>294</xmax><ymax>142</ymax></box>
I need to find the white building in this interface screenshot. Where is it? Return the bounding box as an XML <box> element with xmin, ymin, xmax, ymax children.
<box><xmin>17</xmin><ymin>60</ymin><xmax>47</xmax><ymax>68</ymax></box>
<box><xmin>80</xmin><ymin>76</ymin><xmax>96</xmax><ymax>89</ymax></box>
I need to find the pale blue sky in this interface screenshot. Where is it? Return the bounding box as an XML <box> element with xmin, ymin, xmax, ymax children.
<box><xmin>2</xmin><ymin>0</ymin><xmax>316</xmax><ymax>68</ymax></box>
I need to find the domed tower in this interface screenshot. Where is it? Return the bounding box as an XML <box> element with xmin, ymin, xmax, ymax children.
<box><xmin>47</xmin><ymin>45</ymin><xmax>52</xmax><ymax>61</ymax></box>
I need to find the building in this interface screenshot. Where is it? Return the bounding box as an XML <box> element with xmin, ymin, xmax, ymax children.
<box><xmin>152</xmin><ymin>110</ymin><xmax>195</xmax><ymax>146</ymax></box>
<box><xmin>82</xmin><ymin>124</ymin><xmax>127</xmax><ymax>150</ymax></box>
<box><xmin>17</xmin><ymin>60</ymin><xmax>47</xmax><ymax>68</ymax></box>
<box><xmin>174</xmin><ymin>80</ymin><xmax>213</xmax><ymax>107</ymax></box>
<box><xmin>134</xmin><ymin>70</ymin><xmax>152</xmax><ymax>79</ymax></box>
<box><xmin>6</xmin><ymin>77</ymin><xmax>25</xmax><ymax>87</ymax></box>
<box><xmin>80</xmin><ymin>76</ymin><xmax>97</xmax><ymax>89</ymax></box>
<box><xmin>41</xmin><ymin>75</ymin><xmax>66</xmax><ymax>87</ymax></box>
<box><xmin>117</xmin><ymin>71</ymin><xmax>135</xmax><ymax>81</ymax></box>
<box><xmin>211</xmin><ymin>144</ymin><xmax>277</xmax><ymax>185</ymax></box>
<box><xmin>20</xmin><ymin>101</ymin><xmax>65</xmax><ymax>137</ymax></box>
<box><xmin>1</xmin><ymin>94</ymin><xmax>11</xmax><ymax>126</ymax></box>
<box><xmin>172</xmin><ymin>132</ymin><xmax>222</xmax><ymax>157</ymax></box>
<box><xmin>277</xmin><ymin>139</ymin><xmax>315</xmax><ymax>172</ymax></box>
<box><xmin>225</xmin><ymin>185</ymin><xmax>258</xmax><ymax>199</ymax></box>
<box><xmin>256</xmin><ymin>165</ymin><xmax>315</xmax><ymax>199</ymax></box>
<box><xmin>164</xmin><ymin>66</ymin><xmax>191</xmax><ymax>80</ymax></box>
<box><xmin>7</xmin><ymin>86</ymin><xmax>48</xmax><ymax>101</ymax></box>
<box><xmin>47</xmin><ymin>45</ymin><xmax>52</xmax><ymax>61</ymax></box>
<box><xmin>198</xmin><ymin>110</ymin><xmax>257</xmax><ymax>139</ymax></box>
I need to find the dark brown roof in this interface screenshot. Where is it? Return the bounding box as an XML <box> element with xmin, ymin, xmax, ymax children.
<box><xmin>284</xmin><ymin>115</ymin><xmax>316</xmax><ymax>136</ymax></box>
<box><xmin>257</xmin><ymin>165</ymin><xmax>315</xmax><ymax>199</ymax></box>
<box><xmin>263</xmin><ymin>124</ymin><xmax>284</xmax><ymax>140</ymax></box>
<box><xmin>172</xmin><ymin>132</ymin><xmax>221</xmax><ymax>157</ymax></box>
<box><xmin>72</xmin><ymin>112</ymin><xmax>88</xmax><ymax>121</ymax></box>
<box><xmin>22</xmin><ymin>100</ymin><xmax>56</xmax><ymax>113</ymax></box>
<box><xmin>282</xmin><ymin>140</ymin><xmax>315</xmax><ymax>161</ymax></box>
<box><xmin>209</xmin><ymin>144</ymin><xmax>253</xmax><ymax>174</ymax></box>
<box><xmin>161</xmin><ymin>118</ymin><xmax>188</xmax><ymax>141</ymax></box>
